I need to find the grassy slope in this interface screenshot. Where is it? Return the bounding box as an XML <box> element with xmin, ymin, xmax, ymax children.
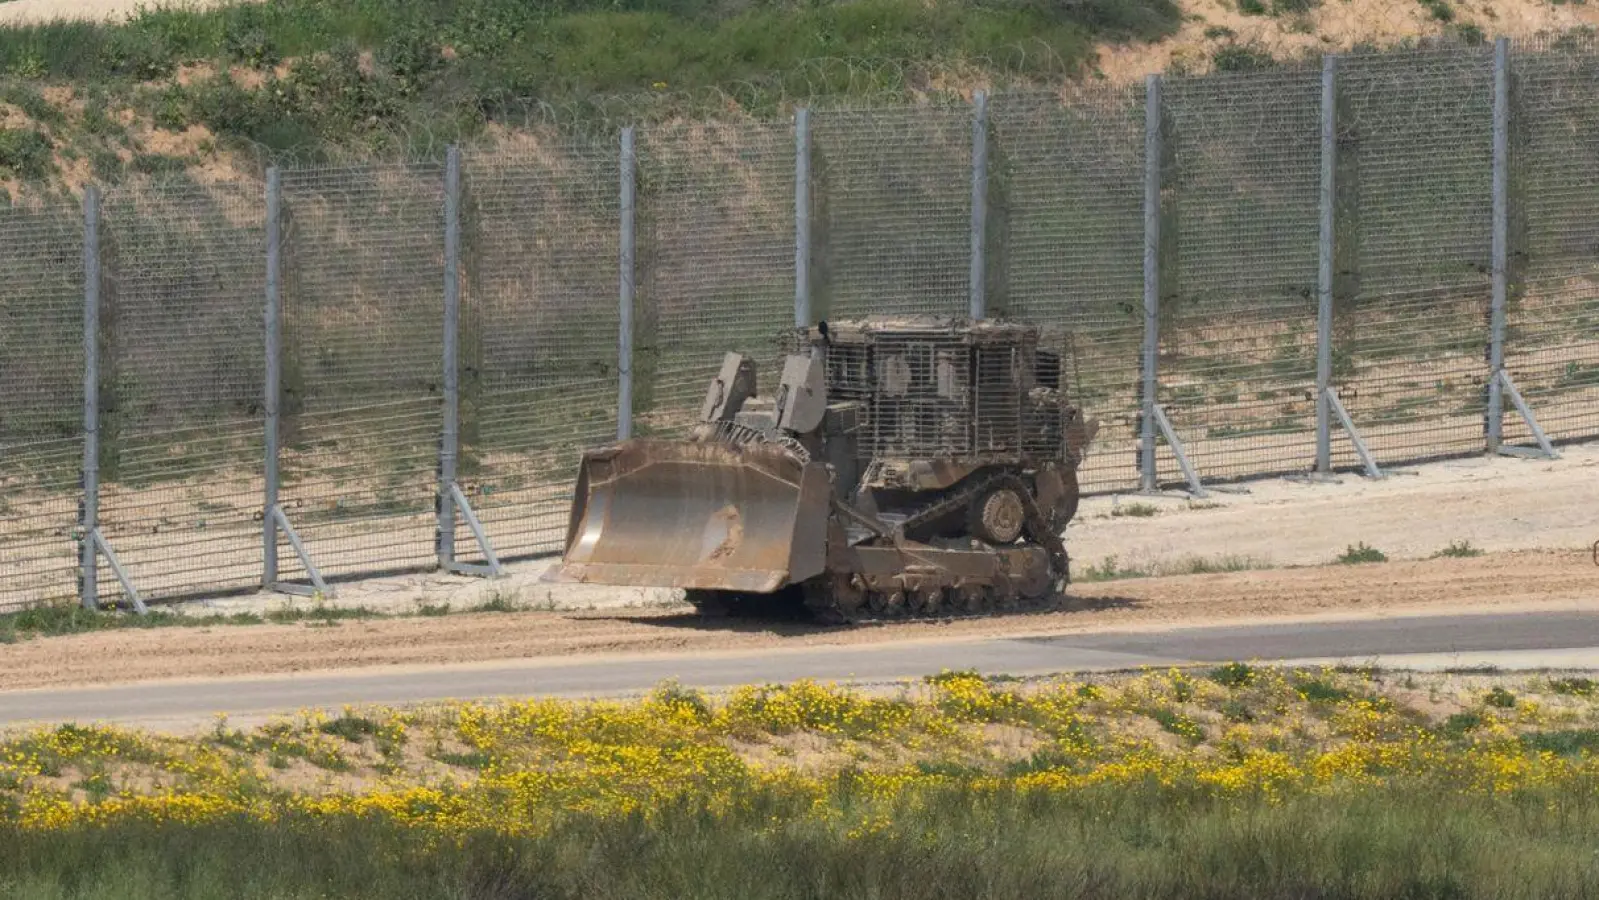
<box><xmin>0</xmin><ymin>0</ymin><xmax>1582</xmax><ymax>193</ymax></box>
<box><xmin>0</xmin><ymin>0</ymin><xmax>1180</xmax><ymax>190</ymax></box>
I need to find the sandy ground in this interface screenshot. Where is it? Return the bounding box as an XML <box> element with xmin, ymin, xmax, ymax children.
<box><xmin>0</xmin><ymin>440</ymin><xmax>1593</xmax><ymax>695</ymax></box>
<box><xmin>1069</xmin><ymin>442</ymin><xmax>1599</xmax><ymax>570</ymax></box>
<box><xmin>1095</xmin><ymin>0</ymin><xmax>1599</xmax><ymax>82</ymax></box>
<box><xmin>2</xmin><ymin>548</ymin><xmax>1595</xmax><ymax>692</ymax></box>
<box><xmin>152</xmin><ymin>440</ymin><xmax>1599</xmax><ymax>620</ymax></box>
<box><xmin>0</xmin><ymin>0</ymin><xmax>231</xmax><ymax>24</ymax></box>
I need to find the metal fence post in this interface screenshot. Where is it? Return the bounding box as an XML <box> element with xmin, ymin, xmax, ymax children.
<box><xmin>1487</xmin><ymin>35</ymin><xmax>1510</xmax><ymax>454</ymax></box>
<box><xmin>795</xmin><ymin>108</ymin><xmax>812</xmax><ymax>328</ymax></box>
<box><xmin>1140</xmin><ymin>75</ymin><xmax>1162</xmax><ymax>493</ymax></box>
<box><xmin>969</xmin><ymin>90</ymin><xmax>989</xmax><ymax>320</ymax></box>
<box><xmin>438</xmin><ymin>146</ymin><xmax>462</xmax><ymax>568</ymax></box>
<box><xmin>618</xmin><ymin>126</ymin><xmax>636</xmax><ymax>441</ymax></box>
<box><xmin>263</xmin><ymin>168</ymin><xmax>281</xmax><ymax>588</ymax></box>
<box><xmin>1316</xmin><ymin>55</ymin><xmax>1338</xmax><ymax>476</ymax></box>
<box><xmin>79</xmin><ymin>185</ymin><xmax>101</xmax><ymax>610</ymax></box>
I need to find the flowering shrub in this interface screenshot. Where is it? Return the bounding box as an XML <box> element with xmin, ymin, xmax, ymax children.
<box><xmin>3</xmin><ymin>666</ymin><xmax>1598</xmax><ymax>840</ymax></box>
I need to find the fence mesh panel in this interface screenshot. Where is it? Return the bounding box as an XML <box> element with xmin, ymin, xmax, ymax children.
<box><xmin>637</xmin><ymin>121</ymin><xmax>795</xmax><ymax>436</ymax></box>
<box><xmin>812</xmin><ymin>104</ymin><xmax>971</xmax><ymax>318</ymax></box>
<box><xmin>990</xmin><ymin>86</ymin><xmax>1146</xmax><ymax>494</ymax></box>
<box><xmin>279</xmin><ymin>163</ymin><xmax>444</xmax><ymax>581</ymax></box>
<box><xmin>460</xmin><ymin>141</ymin><xmax>619</xmax><ymax>561</ymax></box>
<box><xmin>0</xmin><ymin>207</ymin><xmax>84</xmax><ymax>611</ymax></box>
<box><xmin>98</xmin><ymin>180</ymin><xmax>265</xmax><ymax>603</ymax></box>
<box><xmin>1162</xmin><ymin>66</ymin><xmax>1323</xmax><ymax>485</ymax></box>
<box><xmin>1506</xmin><ymin>36</ymin><xmax>1599</xmax><ymax>446</ymax></box>
<box><xmin>1335</xmin><ymin>46</ymin><xmax>1495</xmax><ymax>468</ymax></box>
<box><xmin>9</xmin><ymin>40</ymin><xmax>1599</xmax><ymax>610</ymax></box>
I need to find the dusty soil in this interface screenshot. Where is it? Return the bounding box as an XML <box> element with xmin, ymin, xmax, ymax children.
<box><xmin>138</xmin><ymin>439</ymin><xmax>1598</xmax><ymax>620</ymax></box>
<box><xmin>0</xmin><ymin>0</ymin><xmax>233</xmax><ymax>24</ymax></box>
<box><xmin>2</xmin><ymin>548</ymin><xmax>1594</xmax><ymax>691</ymax></box>
<box><xmin>1094</xmin><ymin>0</ymin><xmax>1599</xmax><ymax>83</ymax></box>
<box><xmin>1069</xmin><ymin>442</ymin><xmax>1599</xmax><ymax>571</ymax></box>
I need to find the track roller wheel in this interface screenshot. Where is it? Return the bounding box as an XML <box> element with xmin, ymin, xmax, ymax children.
<box><xmin>799</xmin><ymin>574</ymin><xmax>864</xmax><ymax>626</ymax></box>
<box><xmin>970</xmin><ymin>485</ymin><xmax>1028</xmax><ymax>545</ymax></box>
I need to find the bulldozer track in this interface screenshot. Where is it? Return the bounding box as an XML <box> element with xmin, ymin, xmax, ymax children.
<box><xmin>802</xmin><ymin>589</ymin><xmax>1070</xmax><ymax>626</ymax></box>
<box><xmin>690</xmin><ymin>578</ymin><xmax>1072</xmax><ymax>626</ymax></box>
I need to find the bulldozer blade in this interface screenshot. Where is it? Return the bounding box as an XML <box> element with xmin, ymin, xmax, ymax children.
<box><xmin>540</xmin><ymin>439</ymin><xmax>830</xmax><ymax>593</ymax></box>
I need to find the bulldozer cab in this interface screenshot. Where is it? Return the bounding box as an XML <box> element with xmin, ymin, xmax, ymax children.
<box><xmin>806</xmin><ymin>316</ymin><xmax>1085</xmax><ymax>465</ymax></box>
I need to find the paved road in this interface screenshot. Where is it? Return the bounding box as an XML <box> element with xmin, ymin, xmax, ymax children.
<box><xmin>4</xmin><ymin>609</ymin><xmax>1599</xmax><ymax>730</ymax></box>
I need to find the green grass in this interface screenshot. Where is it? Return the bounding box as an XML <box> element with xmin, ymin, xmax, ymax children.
<box><xmin>1209</xmin><ymin>662</ymin><xmax>1256</xmax><ymax>688</ymax></box>
<box><xmin>0</xmin><ymin>586</ymin><xmax>570</xmax><ymax>642</ymax></box>
<box><xmin>1237</xmin><ymin>0</ymin><xmax>1322</xmax><ymax>14</ymax></box>
<box><xmin>1110</xmin><ymin>501</ymin><xmax>1159</xmax><ymax>518</ymax></box>
<box><xmin>1547</xmin><ymin>677</ymin><xmax>1596</xmax><ymax>697</ymax></box>
<box><xmin>1336</xmin><ymin>542</ymin><xmax>1387</xmax><ymax>565</ymax></box>
<box><xmin>1442</xmin><ymin>710</ymin><xmax>1484</xmax><ymax>739</ymax></box>
<box><xmin>1292</xmin><ymin>674</ymin><xmax>1353</xmax><ymax>704</ymax></box>
<box><xmin>0</xmin><ymin>0</ymin><xmax>1182</xmax><ymax>158</ymax></box>
<box><xmin>1520</xmin><ymin>728</ymin><xmax>1599</xmax><ymax>758</ymax></box>
<box><xmin>1483</xmin><ymin>686</ymin><xmax>1518</xmax><ymax>709</ymax></box>
<box><xmin>1418</xmin><ymin>0</ymin><xmax>1454</xmax><ymax>22</ymax></box>
<box><xmin>0</xmin><ymin>126</ymin><xmax>54</xmax><ymax>179</ymax></box>
<box><xmin>1432</xmin><ymin>540</ymin><xmax>1483</xmax><ymax>559</ymax></box>
<box><xmin>1145</xmin><ymin>706</ymin><xmax>1207</xmax><ymax>743</ymax></box>
<box><xmin>4</xmin><ymin>784</ymin><xmax>1599</xmax><ymax>899</ymax></box>
<box><xmin>1211</xmin><ymin>41</ymin><xmax>1277</xmax><ymax>73</ymax></box>
<box><xmin>0</xmin><ymin>601</ymin><xmax>385</xmax><ymax>642</ymax></box>
<box><xmin>318</xmin><ymin>713</ymin><xmax>380</xmax><ymax>744</ymax></box>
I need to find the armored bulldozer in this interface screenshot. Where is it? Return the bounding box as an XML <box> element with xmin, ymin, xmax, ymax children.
<box><xmin>540</xmin><ymin>316</ymin><xmax>1098</xmax><ymax>623</ymax></box>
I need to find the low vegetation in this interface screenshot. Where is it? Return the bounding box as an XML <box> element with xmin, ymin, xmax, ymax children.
<box><xmin>0</xmin><ymin>589</ymin><xmax>546</xmax><ymax>643</ymax></box>
<box><xmin>0</xmin><ymin>0</ymin><xmax>1183</xmax><ymax>180</ymax></box>
<box><xmin>1337</xmin><ymin>542</ymin><xmax>1388</xmax><ymax>564</ymax></box>
<box><xmin>3</xmin><ymin>666</ymin><xmax>1599</xmax><ymax>898</ymax></box>
<box><xmin>1433</xmin><ymin>539</ymin><xmax>1484</xmax><ymax>558</ymax></box>
<box><xmin>1078</xmin><ymin>552</ymin><xmax>1269</xmax><ymax>582</ymax></box>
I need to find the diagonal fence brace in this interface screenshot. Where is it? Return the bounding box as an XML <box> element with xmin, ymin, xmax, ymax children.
<box><xmin>1493</xmin><ymin>370</ymin><xmax>1559</xmax><ymax>461</ymax></box>
<box><xmin>1323</xmin><ymin>388</ymin><xmax>1385</xmax><ymax>480</ymax></box>
<box><xmin>270</xmin><ymin>504</ymin><xmax>333</xmax><ymax>598</ymax></box>
<box><xmin>444</xmin><ymin>482</ymin><xmax>504</xmax><ymax>578</ymax></box>
<box><xmin>85</xmin><ymin>528</ymin><xmax>146</xmax><ymax>614</ymax></box>
<box><xmin>1146</xmin><ymin>404</ymin><xmax>1209</xmax><ymax>499</ymax></box>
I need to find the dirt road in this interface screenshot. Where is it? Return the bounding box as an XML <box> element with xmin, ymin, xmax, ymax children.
<box><xmin>7</xmin><ymin>607</ymin><xmax>1599</xmax><ymax>731</ymax></box>
<box><xmin>2</xmin><ymin>549</ymin><xmax>1593</xmax><ymax>692</ymax></box>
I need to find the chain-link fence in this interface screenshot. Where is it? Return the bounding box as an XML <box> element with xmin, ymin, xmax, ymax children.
<box><xmin>990</xmin><ymin>85</ymin><xmax>1148</xmax><ymax>495</ymax></box>
<box><xmin>1336</xmin><ymin>46</ymin><xmax>1496</xmax><ymax>469</ymax></box>
<box><xmin>1509</xmin><ymin>34</ymin><xmax>1599</xmax><ymax>449</ymax></box>
<box><xmin>813</xmin><ymin>104</ymin><xmax>973</xmax><ymax>319</ymax></box>
<box><xmin>638</xmin><ymin>121</ymin><xmax>795</xmax><ymax>435</ymax></box>
<box><xmin>461</xmin><ymin>140</ymin><xmax>619</xmax><ymax>561</ymax></box>
<box><xmin>0</xmin><ymin>208</ymin><xmax>83</xmax><ymax>609</ymax></box>
<box><xmin>277</xmin><ymin>163</ymin><xmax>446</xmax><ymax>584</ymax></box>
<box><xmin>3</xmin><ymin>36</ymin><xmax>1598</xmax><ymax>612</ymax></box>
<box><xmin>1162</xmin><ymin>64</ymin><xmax>1324</xmax><ymax>484</ymax></box>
